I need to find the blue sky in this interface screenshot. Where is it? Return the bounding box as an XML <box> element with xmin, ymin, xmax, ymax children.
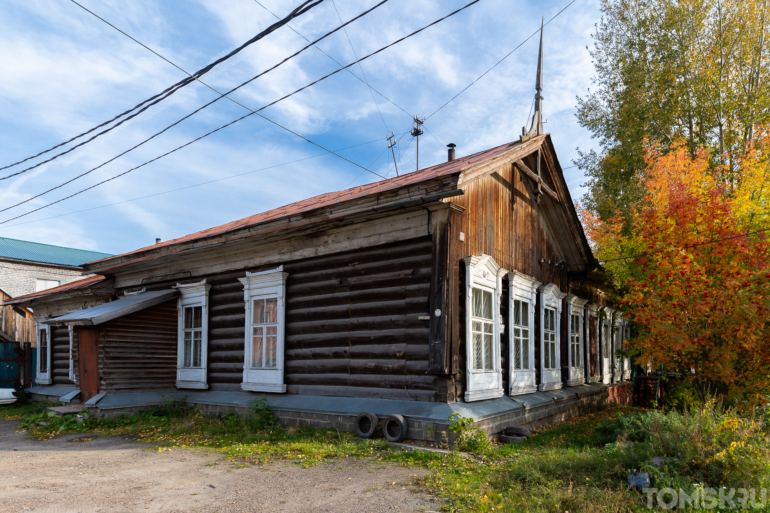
<box><xmin>0</xmin><ymin>0</ymin><xmax>600</xmax><ymax>255</ymax></box>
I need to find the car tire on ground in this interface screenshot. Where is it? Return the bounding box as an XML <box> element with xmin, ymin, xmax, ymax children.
<box><xmin>354</xmin><ymin>412</ymin><xmax>379</xmax><ymax>439</ymax></box>
<box><xmin>382</xmin><ymin>415</ymin><xmax>407</xmax><ymax>442</ymax></box>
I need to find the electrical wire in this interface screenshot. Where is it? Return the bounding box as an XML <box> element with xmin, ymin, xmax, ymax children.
<box><xmin>0</xmin><ymin>0</ymin><xmax>324</xmax><ymax>178</ymax></box>
<box><xmin>330</xmin><ymin>0</ymin><xmax>389</xmax><ymax>135</ymax></box>
<box><xmin>426</xmin><ymin>0</ymin><xmax>576</xmax><ymax>121</ymax></box>
<box><xmin>0</xmin><ymin>0</ymin><xmax>397</xmax><ymax>214</ymax></box>
<box><xmin>0</xmin><ymin>0</ymin><xmax>485</xmax><ymax>224</ymax></box>
<box><xmin>3</xmin><ymin>134</ymin><xmax>398</xmax><ymax>229</ymax></box>
<box><xmin>252</xmin><ymin>0</ymin><xmax>413</xmax><ymax>120</ymax></box>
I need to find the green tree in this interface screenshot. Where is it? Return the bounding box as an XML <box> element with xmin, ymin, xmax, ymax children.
<box><xmin>578</xmin><ymin>0</ymin><xmax>770</xmax><ymax>223</ymax></box>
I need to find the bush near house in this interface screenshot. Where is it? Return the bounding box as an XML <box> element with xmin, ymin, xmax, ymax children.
<box><xmin>3</xmin><ymin>399</ymin><xmax>769</xmax><ymax>512</ymax></box>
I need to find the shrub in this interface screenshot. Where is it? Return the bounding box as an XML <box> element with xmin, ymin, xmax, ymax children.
<box><xmin>447</xmin><ymin>413</ymin><xmax>491</xmax><ymax>455</ymax></box>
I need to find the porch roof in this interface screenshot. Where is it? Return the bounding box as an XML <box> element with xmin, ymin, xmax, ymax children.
<box><xmin>42</xmin><ymin>289</ymin><xmax>177</xmax><ymax>326</ymax></box>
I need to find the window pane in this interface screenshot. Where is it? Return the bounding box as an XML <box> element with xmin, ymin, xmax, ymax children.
<box><xmin>544</xmin><ymin>338</ymin><xmax>550</xmax><ymax>370</ymax></box>
<box><xmin>551</xmin><ymin>340</ymin><xmax>556</xmax><ymax>369</ymax></box>
<box><xmin>185</xmin><ymin>306</ymin><xmax>203</xmax><ymax>330</ymax></box>
<box><xmin>513</xmin><ymin>333</ymin><xmax>521</xmax><ymax>370</ymax></box>
<box><xmin>514</xmin><ymin>300</ymin><xmax>521</xmax><ymax>325</ymax></box>
<box><xmin>472</xmin><ymin>320</ymin><xmax>481</xmax><ymax>333</ymax></box>
<box><xmin>193</xmin><ymin>331</ymin><xmax>202</xmax><ymax>367</ymax></box>
<box><xmin>253</xmin><ymin>299</ymin><xmax>265</xmax><ymax>325</ymax></box>
<box><xmin>521</xmin><ymin>301</ymin><xmax>529</xmax><ymax>327</ymax></box>
<box><xmin>484</xmin><ymin>333</ymin><xmax>493</xmax><ymax>370</ymax></box>
<box><xmin>523</xmin><ymin>333</ymin><xmax>529</xmax><ymax>369</ymax></box>
<box><xmin>252</xmin><ymin>327</ymin><xmax>263</xmax><ymax>368</ymax></box>
<box><xmin>482</xmin><ymin>290</ymin><xmax>493</xmax><ymax>320</ymax></box>
<box><xmin>183</xmin><ymin>332</ymin><xmax>192</xmax><ymax>367</ymax></box>
<box><xmin>472</xmin><ymin>332</ymin><xmax>483</xmax><ymax>370</ymax></box>
<box><xmin>265</xmin><ymin>298</ymin><xmax>278</xmax><ymax>323</ymax></box>
<box><xmin>39</xmin><ymin>330</ymin><xmax>48</xmax><ymax>372</ymax></box>
<box><xmin>265</xmin><ymin>332</ymin><xmax>277</xmax><ymax>368</ymax></box>
<box><xmin>472</xmin><ymin>288</ymin><xmax>482</xmax><ymax>318</ymax></box>
<box><xmin>483</xmin><ymin>322</ymin><xmax>493</xmax><ymax>334</ymax></box>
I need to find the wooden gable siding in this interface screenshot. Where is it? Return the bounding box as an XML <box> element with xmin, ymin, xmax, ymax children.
<box><xmin>51</xmin><ymin>326</ymin><xmax>72</xmax><ymax>385</ymax></box>
<box><xmin>95</xmin><ymin>299</ymin><xmax>177</xmax><ymax>393</ymax></box>
<box><xmin>203</xmin><ymin>238</ymin><xmax>439</xmax><ymax>401</ymax></box>
<box><xmin>447</xmin><ymin>159</ymin><xmax>567</xmax><ymax>290</ymax></box>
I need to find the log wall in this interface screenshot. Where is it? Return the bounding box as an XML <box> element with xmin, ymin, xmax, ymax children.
<box><xmin>51</xmin><ymin>326</ymin><xmax>72</xmax><ymax>385</ymax></box>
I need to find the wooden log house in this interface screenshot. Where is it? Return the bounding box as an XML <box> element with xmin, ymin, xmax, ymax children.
<box><xmin>4</xmin><ymin>40</ymin><xmax>635</xmax><ymax>437</ymax></box>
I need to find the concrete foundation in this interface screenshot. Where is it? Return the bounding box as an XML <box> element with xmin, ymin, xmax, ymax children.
<box><xmin>26</xmin><ymin>381</ymin><xmax>634</xmax><ymax>444</ymax></box>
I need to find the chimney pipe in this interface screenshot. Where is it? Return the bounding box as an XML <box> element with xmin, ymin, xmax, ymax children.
<box><xmin>447</xmin><ymin>143</ymin><xmax>456</xmax><ymax>162</ymax></box>
<box><xmin>155</xmin><ymin>238</ymin><xmax>161</xmax><ymax>244</ymax></box>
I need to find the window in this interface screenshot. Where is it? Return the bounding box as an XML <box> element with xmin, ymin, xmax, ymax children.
<box><xmin>543</xmin><ymin>307</ymin><xmax>557</xmax><ymax>369</ymax></box>
<box><xmin>512</xmin><ymin>299</ymin><xmax>530</xmax><ymax>370</ymax></box>
<box><xmin>175</xmin><ymin>281</ymin><xmax>210</xmax><ymax>390</ymax></box>
<box><xmin>462</xmin><ymin>255</ymin><xmax>505</xmax><ymax>402</ymax></box>
<box><xmin>239</xmin><ymin>266</ymin><xmax>288</xmax><ymax>393</ymax></box>
<box><xmin>182</xmin><ymin>306</ymin><xmax>203</xmax><ymax>368</ymax></box>
<box><xmin>538</xmin><ymin>283</ymin><xmax>565</xmax><ymax>391</ymax></box>
<box><xmin>251</xmin><ymin>298</ymin><xmax>278</xmax><ymax>369</ymax></box>
<box><xmin>36</xmin><ymin>279</ymin><xmax>60</xmax><ymax>292</ymax></box>
<box><xmin>570</xmin><ymin>314</ymin><xmax>581</xmax><ymax>367</ymax></box>
<box><xmin>39</xmin><ymin>329</ymin><xmax>48</xmax><ymax>372</ymax></box>
<box><xmin>508</xmin><ymin>272</ymin><xmax>540</xmax><ymax>396</ymax></box>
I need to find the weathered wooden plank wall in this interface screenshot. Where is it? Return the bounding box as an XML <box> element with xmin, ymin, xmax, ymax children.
<box><xmin>51</xmin><ymin>326</ymin><xmax>72</xmax><ymax>385</ymax></box>
<box><xmin>97</xmin><ymin>300</ymin><xmax>177</xmax><ymax>393</ymax></box>
<box><xmin>0</xmin><ymin>290</ymin><xmax>35</xmax><ymax>346</ymax></box>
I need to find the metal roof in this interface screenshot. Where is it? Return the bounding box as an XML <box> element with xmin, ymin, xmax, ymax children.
<box><xmin>0</xmin><ymin>237</ymin><xmax>112</xmax><ymax>267</ymax></box>
<box><xmin>42</xmin><ymin>289</ymin><xmax>177</xmax><ymax>326</ymax></box>
<box><xmin>85</xmin><ymin>136</ymin><xmax>547</xmax><ymax>271</ymax></box>
<box><xmin>1</xmin><ymin>275</ymin><xmax>107</xmax><ymax>306</ymax></box>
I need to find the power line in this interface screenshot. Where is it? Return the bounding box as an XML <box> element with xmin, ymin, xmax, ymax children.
<box><xmin>0</xmin><ymin>0</ymin><xmax>324</xmax><ymax>178</ymax></box>
<box><xmin>0</xmin><ymin>0</ymin><xmax>485</xmax><ymax>224</ymax></box>
<box><xmin>426</xmin><ymin>0</ymin><xmax>576</xmax><ymax>121</ymax></box>
<box><xmin>252</xmin><ymin>0</ymin><xmax>413</xmax><ymax>120</ymax></box>
<box><xmin>4</xmin><ymin>135</ymin><xmax>396</xmax><ymax>229</ymax></box>
<box><xmin>0</xmin><ymin>0</ymin><xmax>397</xmax><ymax>214</ymax></box>
<box><xmin>330</xmin><ymin>0</ymin><xmax>389</xmax><ymax>135</ymax></box>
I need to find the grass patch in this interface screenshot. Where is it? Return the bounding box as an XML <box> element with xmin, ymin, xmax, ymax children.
<box><xmin>1</xmin><ymin>399</ymin><xmax>767</xmax><ymax>512</ymax></box>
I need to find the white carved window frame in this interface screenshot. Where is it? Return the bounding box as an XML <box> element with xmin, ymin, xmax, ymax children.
<box><xmin>36</xmin><ymin>321</ymin><xmax>52</xmax><ymax>385</ymax></box>
<box><xmin>538</xmin><ymin>283</ymin><xmax>565</xmax><ymax>392</ymax></box>
<box><xmin>602</xmin><ymin>307</ymin><xmax>614</xmax><ymax>383</ymax></box>
<box><xmin>463</xmin><ymin>255</ymin><xmax>506</xmax><ymax>402</ymax></box>
<box><xmin>613</xmin><ymin>312</ymin><xmax>623</xmax><ymax>381</ymax></box>
<box><xmin>239</xmin><ymin>266</ymin><xmax>288</xmax><ymax>393</ymax></box>
<box><xmin>586</xmin><ymin>303</ymin><xmax>601</xmax><ymax>383</ymax></box>
<box><xmin>623</xmin><ymin>322</ymin><xmax>632</xmax><ymax>379</ymax></box>
<box><xmin>174</xmin><ymin>280</ymin><xmax>211</xmax><ymax>390</ymax></box>
<box><xmin>566</xmin><ymin>295</ymin><xmax>588</xmax><ymax>387</ymax></box>
<box><xmin>507</xmin><ymin>272</ymin><xmax>540</xmax><ymax>396</ymax></box>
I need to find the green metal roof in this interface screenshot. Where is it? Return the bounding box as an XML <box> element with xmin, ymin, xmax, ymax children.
<box><xmin>0</xmin><ymin>237</ymin><xmax>112</xmax><ymax>268</ymax></box>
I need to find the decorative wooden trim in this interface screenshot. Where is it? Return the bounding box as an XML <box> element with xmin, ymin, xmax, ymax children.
<box><xmin>538</xmin><ymin>283</ymin><xmax>566</xmax><ymax>392</ymax></box>
<box><xmin>463</xmin><ymin>255</ymin><xmax>507</xmax><ymax>402</ymax></box>
<box><xmin>507</xmin><ymin>272</ymin><xmax>540</xmax><ymax>396</ymax></box>
<box><xmin>174</xmin><ymin>280</ymin><xmax>211</xmax><ymax>389</ymax></box>
<box><xmin>566</xmin><ymin>294</ymin><xmax>588</xmax><ymax>387</ymax></box>
<box><xmin>36</xmin><ymin>321</ymin><xmax>52</xmax><ymax>385</ymax></box>
<box><xmin>239</xmin><ymin>267</ymin><xmax>289</xmax><ymax>394</ymax></box>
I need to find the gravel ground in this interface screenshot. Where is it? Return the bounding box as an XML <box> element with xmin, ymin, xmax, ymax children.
<box><xmin>0</xmin><ymin>420</ymin><xmax>442</xmax><ymax>513</ymax></box>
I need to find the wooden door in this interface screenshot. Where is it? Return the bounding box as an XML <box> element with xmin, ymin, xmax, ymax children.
<box><xmin>77</xmin><ymin>328</ymin><xmax>99</xmax><ymax>402</ymax></box>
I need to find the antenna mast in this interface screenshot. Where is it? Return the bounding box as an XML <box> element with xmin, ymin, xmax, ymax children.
<box><xmin>387</xmin><ymin>132</ymin><xmax>399</xmax><ymax>176</ymax></box>
<box><xmin>410</xmin><ymin>115</ymin><xmax>424</xmax><ymax>171</ymax></box>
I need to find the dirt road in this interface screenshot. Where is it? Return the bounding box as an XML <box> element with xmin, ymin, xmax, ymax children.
<box><xmin>0</xmin><ymin>421</ymin><xmax>441</xmax><ymax>513</ymax></box>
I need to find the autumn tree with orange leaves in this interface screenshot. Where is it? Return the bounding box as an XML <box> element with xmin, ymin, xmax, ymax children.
<box><xmin>580</xmin><ymin>133</ymin><xmax>770</xmax><ymax>405</ymax></box>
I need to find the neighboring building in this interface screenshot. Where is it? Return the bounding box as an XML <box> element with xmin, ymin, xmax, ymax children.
<box><xmin>0</xmin><ymin>237</ymin><xmax>112</xmax><ymax>298</ymax></box>
<box><xmin>5</xmin><ymin>38</ymin><xmax>634</xmax><ymax>441</ymax></box>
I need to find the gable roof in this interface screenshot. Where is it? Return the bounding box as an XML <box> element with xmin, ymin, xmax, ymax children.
<box><xmin>1</xmin><ymin>275</ymin><xmax>107</xmax><ymax>306</ymax></box>
<box><xmin>0</xmin><ymin>237</ymin><xmax>112</xmax><ymax>268</ymax></box>
<box><xmin>85</xmin><ymin>135</ymin><xmax>557</xmax><ymax>274</ymax></box>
